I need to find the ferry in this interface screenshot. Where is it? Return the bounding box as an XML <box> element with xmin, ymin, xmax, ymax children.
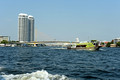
<box><xmin>67</xmin><ymin>42</ymin><xmax>101</xmax><ymax>51</ymax></box>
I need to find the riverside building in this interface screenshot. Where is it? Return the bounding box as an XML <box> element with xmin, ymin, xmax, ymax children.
<box><xmin>0</xmin><ymin>36</ymin><xmax>10</xmax><ymax>43</ymax></box>
<box><xmin>18</xmin><ymin>13</ymin><xmax>34</xmax><ymax>42</ymax></box>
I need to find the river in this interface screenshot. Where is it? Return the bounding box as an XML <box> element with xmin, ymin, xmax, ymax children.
<box><xmin>0</xmin><ymin>47</ymin><xmax>120</xmax><ymax>80</ymax></box>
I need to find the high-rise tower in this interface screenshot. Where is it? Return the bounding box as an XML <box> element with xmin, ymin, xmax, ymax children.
<box><xmin>18</xmin><ymin>13</ymin><xmax>34</xmax><ymax>42</ymax></box>
<box><xmin>28</xmin><ymin>15</ymin><xmax>34</xmax><ymax>42</ymax></box>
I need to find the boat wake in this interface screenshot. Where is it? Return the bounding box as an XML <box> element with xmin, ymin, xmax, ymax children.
<box><xmin>0</xmin><ymin>70</ymin><xmax>72</xmax><ymax>80</ymax></box>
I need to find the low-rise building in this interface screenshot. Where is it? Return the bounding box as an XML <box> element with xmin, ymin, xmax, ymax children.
<box><xmin>0</xmin><ymin>36</ymin><xmax>10</xmax><ymax>43</ymax></box>
<box><xmin>110</xmin><ymin>44</ymin><xmax>116</xmax><ymax>47</ymax></box>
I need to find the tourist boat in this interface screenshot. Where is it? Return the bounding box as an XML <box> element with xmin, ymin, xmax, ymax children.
<box><xmin>67</xmin><ymin>42</ymin><xmax>101</xmax><ymax>51</ymax></box>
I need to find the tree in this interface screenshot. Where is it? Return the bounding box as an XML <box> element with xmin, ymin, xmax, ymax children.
<box><xmin>1</xmin><ymin>40</ymin><xmax>9</xmax><ymax>44</ymax></box>
<box><xmin>106</xmin><ymin>42</ymin><xmax>111</xmax><ymax>47</ymax></box>
<box><xmin>106</xmin><ymin>40</ymin><xmax>115</xmax><ymax>47</ymax></box>
<box><xmin>91</xmin><ymin>40</ymin><xmax>97</xmax><ymax>43</ymax></box>
<box><xmin>111</xmin><ymin>40</ymin><xmax>114</xmax><ymax>44</ymax></box>
<box><xmin>101</xmin><ymin>42</ymin><xmax>105</xmax><ymax>45</ymax></box>
<box><xmin>116</xmin><ymin>42</ymin><xmax>120</xmax><ymax>47</ymax></box>
<box><xmin>9</xmin><ymin>41</ymin><xmax>19</xmax><ymax>44</ymax></box>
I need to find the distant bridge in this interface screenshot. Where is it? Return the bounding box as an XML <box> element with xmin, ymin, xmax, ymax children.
<box><xmin>17</xmin><ymin>41</ymin><xmax>78</xmax><ymax>47</ymax></box>
<box><xmin>26</xmin><ymin>41</ymin><xmax>78</xmax><ymax>44</ymax></box>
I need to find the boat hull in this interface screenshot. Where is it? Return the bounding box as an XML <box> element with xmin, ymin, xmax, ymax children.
<box><xmin>67</xmin><ymin>46</ymin><xmax>101</xmax><ymax>51</ymax></box>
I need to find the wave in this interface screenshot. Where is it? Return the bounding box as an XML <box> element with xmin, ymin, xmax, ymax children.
<box><xmin>0</xmin><ymin>67</ymin><xmax>3</xmax><ymax>71</ymax></box>
<box><xmin>0</xmin><ymin>70</ymin><xmax>72</xmax><ymax>80</ymax></box>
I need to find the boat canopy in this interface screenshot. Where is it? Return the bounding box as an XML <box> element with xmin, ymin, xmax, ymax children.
<box><xmin>76</xmin><ymin>42</ymin><xmax>95</xmax><ymax>48</ymax></box>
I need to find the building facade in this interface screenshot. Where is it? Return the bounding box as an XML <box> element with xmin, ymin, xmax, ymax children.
<box><xmin>18</xmin><ymin>13</ymin><xmax>34</xmax><ymax>42</ymax></box>
<box><xmin>114</xmin><ymin>38</ymin><xmax>120</xmax><ymax>44</ymax></box>
<box><xmin>28</xmin><ymin>15</ymin><xmax>34</xmax><ymax>41</ymax></box>
<box><xmin>0</xmin><ymin>36</ymin><xmax>10</xmax><ymax>42</ymax></box>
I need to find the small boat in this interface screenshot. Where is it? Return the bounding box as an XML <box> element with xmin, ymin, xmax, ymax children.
<box><xmin>67</xmin><ymin>42</ymin><xmax>101</xmax><ymax>51</ymax></box>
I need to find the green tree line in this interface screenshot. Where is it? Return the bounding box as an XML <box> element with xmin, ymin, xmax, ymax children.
<box><xmin>0</xmin><ymin>40</ymin><xmax>19</xmax><ymax>44</ymax></box>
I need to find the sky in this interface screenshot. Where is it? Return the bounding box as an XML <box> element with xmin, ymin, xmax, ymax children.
<box><xmin>0</xmin><ymin>0</ymin><xmax>120</xmax><ymax>41</ymax></box>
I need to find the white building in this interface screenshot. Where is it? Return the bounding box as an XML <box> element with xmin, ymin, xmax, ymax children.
<box><xmin>18</xmin><ymin>13</ymin><xmax>34</xmax><ymax>42</ymax></box>
<box><xmin>114</xmin><ymin>38</ymin><xmax>120</xmax><ymax>44</ymax></box>
<box><xmin>0</xmin><ymin>36</ymin><xmax>10</xmax><ymax>42</ymax></box>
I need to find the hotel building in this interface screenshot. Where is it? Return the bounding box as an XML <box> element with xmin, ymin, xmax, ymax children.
<box><xmin>18</xmin><ymin>13</ymin><xmax>34</xmax><ymax>42</ymax></box>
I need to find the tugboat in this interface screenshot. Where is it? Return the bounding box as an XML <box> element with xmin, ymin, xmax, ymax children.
<box><xmin>67</xmin><ymin>42</ymin><xmax>101</xmax><ymax>51</ymax></box>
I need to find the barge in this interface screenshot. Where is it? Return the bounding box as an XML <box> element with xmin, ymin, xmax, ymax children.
<box><xmin>67</xmin><ymin>42</ymin><xmax>101</xmax><ymax>51</ymax></box>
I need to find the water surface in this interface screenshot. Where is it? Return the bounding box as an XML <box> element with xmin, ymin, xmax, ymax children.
<box><xmin>0</xmin><ymin>47</ymin><xmax>120</xmax><ymax>80</ymax></box>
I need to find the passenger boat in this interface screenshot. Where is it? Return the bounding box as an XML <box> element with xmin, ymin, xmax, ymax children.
<box><xmin>67</xmin><ymin>42</ymin><xmax>101</xmax><ymax>51</ymax></box>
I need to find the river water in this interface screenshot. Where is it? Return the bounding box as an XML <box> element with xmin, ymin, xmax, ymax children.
<box><xmin>0</xmin><ymin>47</ymin><xmax>120</xmax><ymax>80</ymax></box>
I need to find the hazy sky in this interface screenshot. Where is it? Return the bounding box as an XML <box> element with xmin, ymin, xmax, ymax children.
<box><xmin>0</xmin><ymin>0</ymin><xmax>120</xmax><ymax>41</ymax></box>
